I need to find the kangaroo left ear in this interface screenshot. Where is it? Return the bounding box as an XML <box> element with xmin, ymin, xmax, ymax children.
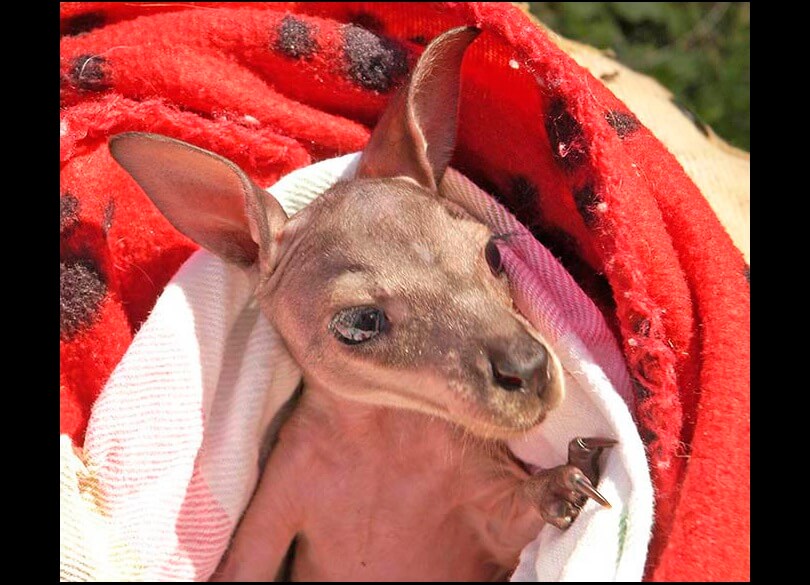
<box><xmin>356</xmin><ymin>26</ymin><xmax>480</xmax><ymax>193</ymax></box>
<box><xmin>109</xmin><ymin>132</ymin><xmax>287</xmax><ymax>273</ymax></box>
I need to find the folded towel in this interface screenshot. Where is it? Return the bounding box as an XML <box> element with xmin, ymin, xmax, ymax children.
<box><xmin>60</xmin><ymin>153</ymin><xmax>653</xmax><ymax>581</ymax></box>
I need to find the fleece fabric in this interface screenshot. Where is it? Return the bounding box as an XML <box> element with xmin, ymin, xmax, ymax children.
<box><xmin>59</xmin><ymin>3</ymin><xmax>750</xmax><ymax>581</ymax></box>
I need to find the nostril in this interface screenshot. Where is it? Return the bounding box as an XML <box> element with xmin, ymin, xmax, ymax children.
<box><xmin>489</xmin><ymin>345</ymin><xmax>551</xmax><ymax>396</ymax></box>
<box><xmin>490</xmin><ymin>359</ymin><xmax>525</xmax><ymax>392</ymax></box>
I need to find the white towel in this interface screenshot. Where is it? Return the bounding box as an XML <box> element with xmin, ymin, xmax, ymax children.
<box><xmin>60</xmin><ymin>153</ymin><xmax>653</xmax><ymax>581</ymax></box>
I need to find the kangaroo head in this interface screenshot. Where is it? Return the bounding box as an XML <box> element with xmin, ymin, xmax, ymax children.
<box><xmin>109</xmin><ymin>27</ymin><xmax>564</xmax><ymax>439</ymax></box>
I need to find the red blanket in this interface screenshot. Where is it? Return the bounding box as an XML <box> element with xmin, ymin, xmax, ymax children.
<box><xmin>59</xmin><ymin>2</ymin><xmax>750</xmax><ymax>580</ymax></box>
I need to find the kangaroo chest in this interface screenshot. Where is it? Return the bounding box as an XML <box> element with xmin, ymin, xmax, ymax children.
<box><xmin>283</xmin><ymin>395</ymin><xmax>540</xmax><ymax>581</ymax></box>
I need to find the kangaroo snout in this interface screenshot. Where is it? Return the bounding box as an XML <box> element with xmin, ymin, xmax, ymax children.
<box><xmin>489</xmin><ymin>344</ymin><xmax>550</xmax><ymax>398</ymax></box>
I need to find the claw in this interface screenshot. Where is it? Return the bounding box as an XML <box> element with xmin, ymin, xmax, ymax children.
<box><xmin>576</xmin><ymin>437</ymin><xmax>618</xmax><ymax>450</ymax></box>
<box><xmin>568</xmin><ymin>437</ymin><xmax>617</xmax><ymax>486</ymax></box>
<box><xmin>573</xmin><ymin>475</ymin><xmax>612</xmax><ymax>509</ymax></box>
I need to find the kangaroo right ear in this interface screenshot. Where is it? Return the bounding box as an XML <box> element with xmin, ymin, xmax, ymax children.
<box><xmin>109</xmin><ymin>132</ymin><xmax>287</xmax><ymax>272</ymax></box>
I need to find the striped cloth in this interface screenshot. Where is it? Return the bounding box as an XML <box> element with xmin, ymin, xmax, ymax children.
<box><xmin>60</xmin><ymin>154</ymin><xmax>653</xmax><ymax>581</ymax></box>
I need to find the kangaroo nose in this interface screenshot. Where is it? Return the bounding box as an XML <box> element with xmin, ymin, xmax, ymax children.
<box><xmin>489</xmin><ymin>345</ymin><xmax>549</xmax><ymax>396</ymax></box>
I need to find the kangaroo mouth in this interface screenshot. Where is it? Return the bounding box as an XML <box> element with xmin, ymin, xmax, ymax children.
<box><xmin>444</xmin><ymin>391</ymin><xmax>550</xmax><ymax>440</ymax></box>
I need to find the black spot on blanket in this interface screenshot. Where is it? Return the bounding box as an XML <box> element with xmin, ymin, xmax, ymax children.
<box><xmin>61</xmin><ymin>257</ymin><xmax>107</xmax><ymax>340</ymax></box>
<box><xmin>409</xmin><ymin>35</ymin><xmax>429</xmax><ymax>46</ymax></box>
<box><xmin>342</xmin><ymin>25</ymin><xmax>408</xmax><ymax>92</ymax></box>
<box><xmin>70</xmin><ymin>55</ymin><xmax>110</xmax><ymax>92</ymax></box>
<box><xmin>62</xmin><ymin>12</ymin><xmax>106</xmax><ymax>37</ymax></box>
<box><xmin>743</xmin><ymin>264</ymin><xmax>750</xmax><ymax>285</ymax></box>
<box><xmin>638</xmin><ymin>424</ymin><xmax>658</xmax><ymax>446</ymax></box>
<box><xmin>605</xmin><ymin>110</ymin><xmax>640</xmax><ymax>139</ymax></box>
<box><xmin>545</xmin><ymin>98</ymin><xmax>588</xmax><ymax>172</ymax></box>
<box><xmin>509</xmin><ymin>175</ymin><xmax>540</xmax><ymax>223</ymax></box>
<box><xmin>629</xmin><ymin>311</ymin><xmax>651</xmax><ymax>337</ymax></box>
<box><xmin>60</xmin><ymin>193</ymin><xmax>80</xmax><ymax>234</ymax></box>
<box><xmin>573</xmin><ymin>184</ymin><xmax>601</xmax><ymax>228</ymax></box>
<box><xmin>632</xmin><ymin>378</ymin><xmax>652</xmax><ymax>400</ymax></box>
<box><xmin>275</xmin><ymin>15</ymin><xmax>318</xmax><ymax>59</ymax></box>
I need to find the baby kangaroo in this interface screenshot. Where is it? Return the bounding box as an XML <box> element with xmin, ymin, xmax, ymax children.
<box><xmin>110</xmin><ymin>27</ymin><xmax>614</xmax><ymax>582</ymax></box>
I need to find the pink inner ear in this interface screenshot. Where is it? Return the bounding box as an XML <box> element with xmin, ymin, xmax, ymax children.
<box><xmin>109</xmin><ymin>132</ymin><xmax>265</xmax><ymax>266</ymax></box>
<box><xmin>409</xmin><ymin>28</ymin><xmax>479</xmax><ymax>184</ymax></box>
<box><xmin>355</xmin><ymin>89</ymin><xmax>435</xmax><ymax>189</ymax></box>
<box><xmin>356</xmin><ymin>27</ymin><xmax>479</xmax><ymax>192</ymax></box>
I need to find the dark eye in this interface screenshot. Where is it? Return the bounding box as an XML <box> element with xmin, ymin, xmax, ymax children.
<box><xmin>485</xmin><ymin>239</ymin><xmax>503</xmax><ymax>276</ymax></box>
<box><xmin>330</xmin><ymin>306</ymin><xmax>388</xmax><ymax>345</ymax></box>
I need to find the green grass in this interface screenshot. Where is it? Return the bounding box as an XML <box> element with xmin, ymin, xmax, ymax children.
<box><xmin>528</xmin><ymin>2</ymin><xmax>750</xmax><ymax>151</ymax></box>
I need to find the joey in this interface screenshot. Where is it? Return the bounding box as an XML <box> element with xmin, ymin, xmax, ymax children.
<box><xmin>109</xmin><ymin>26</ymin><xmax>614</xmax><ymax>582</ymax></box>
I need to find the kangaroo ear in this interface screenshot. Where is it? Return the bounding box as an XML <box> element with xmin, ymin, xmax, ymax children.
<box><xmin>356</xmin><ymin>26</ymin><xmax>480</xmax><ymax>192</ymax></box>
<box><xmin>109</xmin><ymin>132</ymin><xmax>287</xmax><ymax>272</ymax></box>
